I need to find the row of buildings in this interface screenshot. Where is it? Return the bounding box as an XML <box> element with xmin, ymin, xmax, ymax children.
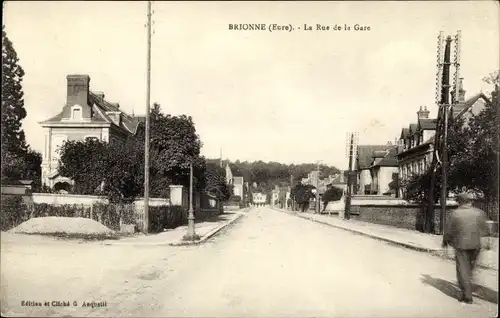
<box><xmin>355</xmin><ymin>79</ymin><xmax>490</xmax><ymax>197</ymax></box>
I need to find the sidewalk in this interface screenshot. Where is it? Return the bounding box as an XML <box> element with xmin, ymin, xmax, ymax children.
<box><xmin>101</xmin><ymin>211</ymin><xmax>246</xmax><ymax>247</ymax></box>
<box><xmin>276</xmin><ymin>208</ymin><xmax>498</xmax><ymax>271</ymax></box>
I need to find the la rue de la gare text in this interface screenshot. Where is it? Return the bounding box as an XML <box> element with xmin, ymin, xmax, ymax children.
<box><xmin>228</xmin><ymin>23</ymin><xmax>371</xmax><ymax>32</ymax></box>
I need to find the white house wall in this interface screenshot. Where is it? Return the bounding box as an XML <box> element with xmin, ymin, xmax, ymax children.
<box><xmin>358</xmin><ymin>169</ymin><xmax>371</xmax><ymax>194</ymax></box>
<box><xmin>378</xmin><ymin>166</ymin><xmax>399</xmax><ymax>195</ymax></box>
<box><xmin>423</xmin><ymin>130</ymin><xmax>435</xmax><ymax>142</ymax></box>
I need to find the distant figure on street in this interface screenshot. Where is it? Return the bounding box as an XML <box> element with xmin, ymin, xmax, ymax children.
<box><xmin>442</xmin><ymin>192</ymin><xmax>489</xmax><ymax>304</ymax></box>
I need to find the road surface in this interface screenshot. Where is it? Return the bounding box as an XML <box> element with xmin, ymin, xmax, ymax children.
<box><xmin>1</xmin><ymin>207</ymin><xmax>498</xmax><ymax>317</ymax></box>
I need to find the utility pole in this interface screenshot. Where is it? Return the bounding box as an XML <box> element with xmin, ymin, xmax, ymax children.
<box><xmin>440</xmin><ymin>35</ymin><xmax>452</xmax><ymax>243</ymax></box>
<box><xmin>344</xmin><ymin>133</ymin><xmax>355</xmax><ymax>220</ymax></box>
<box><xmin>290</xmin><ymin>174</ymin><xmax>294</xmax><ymax>211</ymax></box>
<box><xmin>428</xmin><ymin>31</ymin><xmax>460</xmax><ymax>239</ymax></box>
<box><xmin>143</xmin><ymin>0</ymin><xmax>152</xmax><ymax>233</ymax></box>
<box><xmin>441</xmin><ymin>31</ymin><xmax>461</xmax><ymax>243</ymax></box>
<box><xmin>427</xmin><ymin>31</ymin><xmax>444</xmax><ymax>234</ymax></box>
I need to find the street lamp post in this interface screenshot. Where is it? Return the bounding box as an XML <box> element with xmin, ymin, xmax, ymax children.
<box><xmin>186</xmin><ymin>162</ymin><xmax>196</xmax><ymax>239</ymax></box>
<box><xmin>315</xmin><ymin>161</ymin><xmax>320</xmax><ymax>214</ymax></box>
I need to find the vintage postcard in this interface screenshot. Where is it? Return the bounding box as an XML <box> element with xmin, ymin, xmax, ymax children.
<box><xmin>1</xmin><ymin>1</ymin><xmax>498</xmax><ymax>317</ymax></box>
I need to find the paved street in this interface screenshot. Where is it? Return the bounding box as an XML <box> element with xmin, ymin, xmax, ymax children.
<box><xmin>2</xmin><ymin>207</ymin><xmax>498</xmax><ymax>317</ymax></box>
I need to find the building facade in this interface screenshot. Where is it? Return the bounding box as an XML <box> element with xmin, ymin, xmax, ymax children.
<box><xmin>397</xmin><ymin>81</ymin><xmax>490</xmax><ymax>194</ymax></box>
<box><xmin>233</xmin><ymin>176</ymin><xmax>244</xmax><ymax>198</ymax></box>
<box><xmin>396</xmin><ymin>106</ymin><xmax>436</xmax><ymax>186</ymax></box>
<box><xmin>38</xmin><ymin>74</ymin><xmax>144</xmax><ymax>190</ymax></box>
<box><xmin>252</xmin><ymin>192</ymin><xmax>267</xmax><ymax>205</ymax></box>
<box><xmin>355</xmin><ymin>144</ymin><xmax>395</xmax><ymax>194</ymax></box>
<box><xmin>368</xmin><ymin>148</ymin><xmax>399</xmax><ymax>195</ymax></box>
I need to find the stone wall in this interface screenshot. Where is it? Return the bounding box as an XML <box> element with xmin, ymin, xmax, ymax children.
<box><xmin>30</xmin><ymin>193</ymin><xmax>170</xmax><ymax>207</ymax></box>
<box><xmin>351</xmin><ymin>204</ymin><xmax>457</xmax><ymax>233</ymax></box>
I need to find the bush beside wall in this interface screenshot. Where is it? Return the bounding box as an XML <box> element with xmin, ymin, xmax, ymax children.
<box><xmin>0</xmin><ymin>196</ymin><xmax>29</xmax><ymax>231</ymax></box>
<box><xmin>149</xmin><ymin>205</ymin><xmax>186</xmax><ymax>233</ymax></box>
<box><xmin>0</xmin><ymin>196</ymin><xmax>187</xmax><ymax>233</ymax></box>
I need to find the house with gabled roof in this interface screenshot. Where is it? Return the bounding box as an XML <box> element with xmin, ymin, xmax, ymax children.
<box><xmin>396</xmin><ymin>79</ymin><xmax>491</xmax><ymax>196</ymax></box>
<box><xmin>355</xmin><ymin>143</ymin><xmax>395</xmax><ymax>194</ymax></box>
<box><xmin>220</xmin><ymin>160</ymin><xmax>246</xmax><ymax>201</ymax></box>
<box><xmin>396</xmin><ymin>106</ymin><xmax>436</xmax><ymax>186</ymax></box>
<box><xmin>38</xmin><ymin>74</ymin><xmax>144</xmax><ymax>190</ymax></box>
<box><xmin>368</xmin><ymin>147</ymin><xmax>399</xmax><ymax>195</ymax></box>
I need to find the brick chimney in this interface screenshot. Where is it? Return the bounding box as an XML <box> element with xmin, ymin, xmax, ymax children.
<box><xmin>458</xmin><ymin>78</ymin><xmax>466</xmax><ymax>102</ymax></box>
<box><xmin>417</xmin><ymin>106</ymin><xmax>429</xmax><ymax>119</ymax></box>
<box><xmin>93</xmin><ymin>91</ymin><xmax>105</xmax><ymax>101</ymax></box>
<box><xmin>451</xmin><ymin>78</ymin><xmax>466</xmax><ymax>103</ymax></box>
<box><xmin>397</xmin><ymin>138</ymin><xmax>404</xmax><ymax>154</ymax></box>
<box><xmin>67</xmin><ymin>75</ymin><xmax>90</xmax><ymax>106</ymax></box>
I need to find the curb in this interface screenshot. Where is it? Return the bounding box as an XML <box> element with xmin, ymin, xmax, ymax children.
<box><xmin>169</xmin><ymin>212</ymin><xmax>245</xmax><ymax>246</ymax></box>
<box><xmin>101</xmin><ymin>213</ymin><xmax>246</xmax><ymax>247</ymax></box>
<box><xmin>275</xmin><ymin>208</ymin><xmax>496</xmax><ymax>271</ymax></box>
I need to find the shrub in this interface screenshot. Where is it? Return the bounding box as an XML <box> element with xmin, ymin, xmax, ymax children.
<box><xmin>30</xmin><ymin>203</ymin><xmax>86</xmax><ymax>218</ymax></box>
<box><xmin>148</xmin><ymin>205</ymin><xmax>186</xmax><ymax>233</ymax></box>
<box><xmin>0</xmin><ymin>195</ymin><xmax>29</xmax><ymax>231</ymax></box>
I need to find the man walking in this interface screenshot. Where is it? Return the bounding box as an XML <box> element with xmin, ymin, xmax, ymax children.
<box><xmin>442</xmin><ymin>192</ymin><xmax>489</xmax><ymax>304</ymax></box>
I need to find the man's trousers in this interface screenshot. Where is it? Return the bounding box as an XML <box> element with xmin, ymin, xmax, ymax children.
<box><xmin>455</xmin><ymin>248</ymin><xmax>480</xmax><ymax>301</ymax></box>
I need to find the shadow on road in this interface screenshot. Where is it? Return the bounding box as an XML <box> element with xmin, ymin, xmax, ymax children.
<box><xmin>420</xmin><ymin>274</ymin><xmax>498</xmax><ymax>304</ymax></box>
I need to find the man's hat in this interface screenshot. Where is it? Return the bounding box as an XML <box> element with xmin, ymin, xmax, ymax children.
<box><xmin>456</xmin><ymin>191</ymin><xmax>474</xmax><ymax>202</ymax></box>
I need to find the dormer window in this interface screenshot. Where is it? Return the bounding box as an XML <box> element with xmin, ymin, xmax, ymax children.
<box><xmin>85</xmin><ymin>136</ymin><xmax>99</xmax><ymax>142</ymax></box>
<box><xmin>71</xmin><ymin>105</ymin><xmax>82</xmax><ymax>120</ymax></box>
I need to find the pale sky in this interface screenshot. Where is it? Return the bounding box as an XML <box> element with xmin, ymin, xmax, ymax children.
<box><xmin>3</xmin><ymin>1</ymin><xmax>499</xmax><ymax>169</ymax></box>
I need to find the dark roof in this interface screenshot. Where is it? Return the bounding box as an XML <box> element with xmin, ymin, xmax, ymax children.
<box><xmin>39</xmin><ymin>90</ymin><xmax>144</xmax><ymax>135</ymax></box>
<box><xmin>409</xmin><ymin>123</ymin><xmax>418</xmax><ymax>134</ymax></box>
<box><xmin>400</xmin><ymin>128</ymin><xmax>409</xmax><ymax>139</ymax></box>
<box><xmin>452</xmin><ymin>93</ymin><xmax>491</xmax><ymax>118</ymax></box>
<box><xmin>373</xmin><ymin>150</ymin><xmax>388</xmax><ymax>158</ymax></box>
<box><xmin>89</xmin><ymin>92</ymin><xmax>145</xmax><ymax>134</ymax></box>
<box><xmin>373</xmin><ymin>147</ymin><xmax>398</xmax><ymax>167</ymax></box>
<box><xmin>356</xmin><ymin>145</ymin><xmax>393</xmax><ymax>170</ymax></box>
<box><xmin>228</xmin><ymin>164</ymin><xmax>244</xmax><ymax>177</ymax></box>
<box><xmin>396</xmin><ymin>139</ymin><xmax>433</xmax><ymax>158</ymax></box>
<box><xmin>418</xmin><ymin>118</ymin><xmax>437</xmax><ymax>130</ymax></box>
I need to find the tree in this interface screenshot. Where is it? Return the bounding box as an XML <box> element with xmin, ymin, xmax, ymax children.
<box><xmin>58</xmin><ymin>139</ymin><xmax>109</xmax><ymax>195</ymax></box>
<box><xmin>21</xmin><ymin>149</ymin><xmax>42</xmax><ymax>190</ymax></box>
<box><xmin>1</xmin><ymin>25</ymin><xmax>28</xmax><ymax>181</ymax></box>
<box><xmin>58</xmin><ymin>103</ymin><xmax>205</xmax><ymax>203</ymax></box>
<box><xmin>322</xmin><ymin>186</ymin><xmax>343</xmax><ymax>211</ymax></box>
<box><xmin>226</xmin><ymin>160</ymin><xmax>340</xmax><ymax>194</ymax></box>
<box><xmin>291</xmin><ymin>183</ymin><xmax>314</xmax><ymax>212</ymax></box>
<box><xmin>101</xmin><ymin>138</ymin><xmax>144</xmax><ymax>203</ymax></box>
<box><xmin>202</xmin><ymin>161</ymin><xmax>232</xmax><ymax>202</ymax></box>
<box><xmin>448</xmin><ymin>78</ymin><xmax>499</xmax><ymax>218</ymax></box>
<box><xmin>147</xmin><ymin>103</ymin><xmax>204</xmax><ymax>192</ymax></box>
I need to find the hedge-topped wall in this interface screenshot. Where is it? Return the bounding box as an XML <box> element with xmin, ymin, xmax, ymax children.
<box><xmin>0</xmin><ymin>196</ymin><xmax>186</xmax><ymax>233</ymax></box>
